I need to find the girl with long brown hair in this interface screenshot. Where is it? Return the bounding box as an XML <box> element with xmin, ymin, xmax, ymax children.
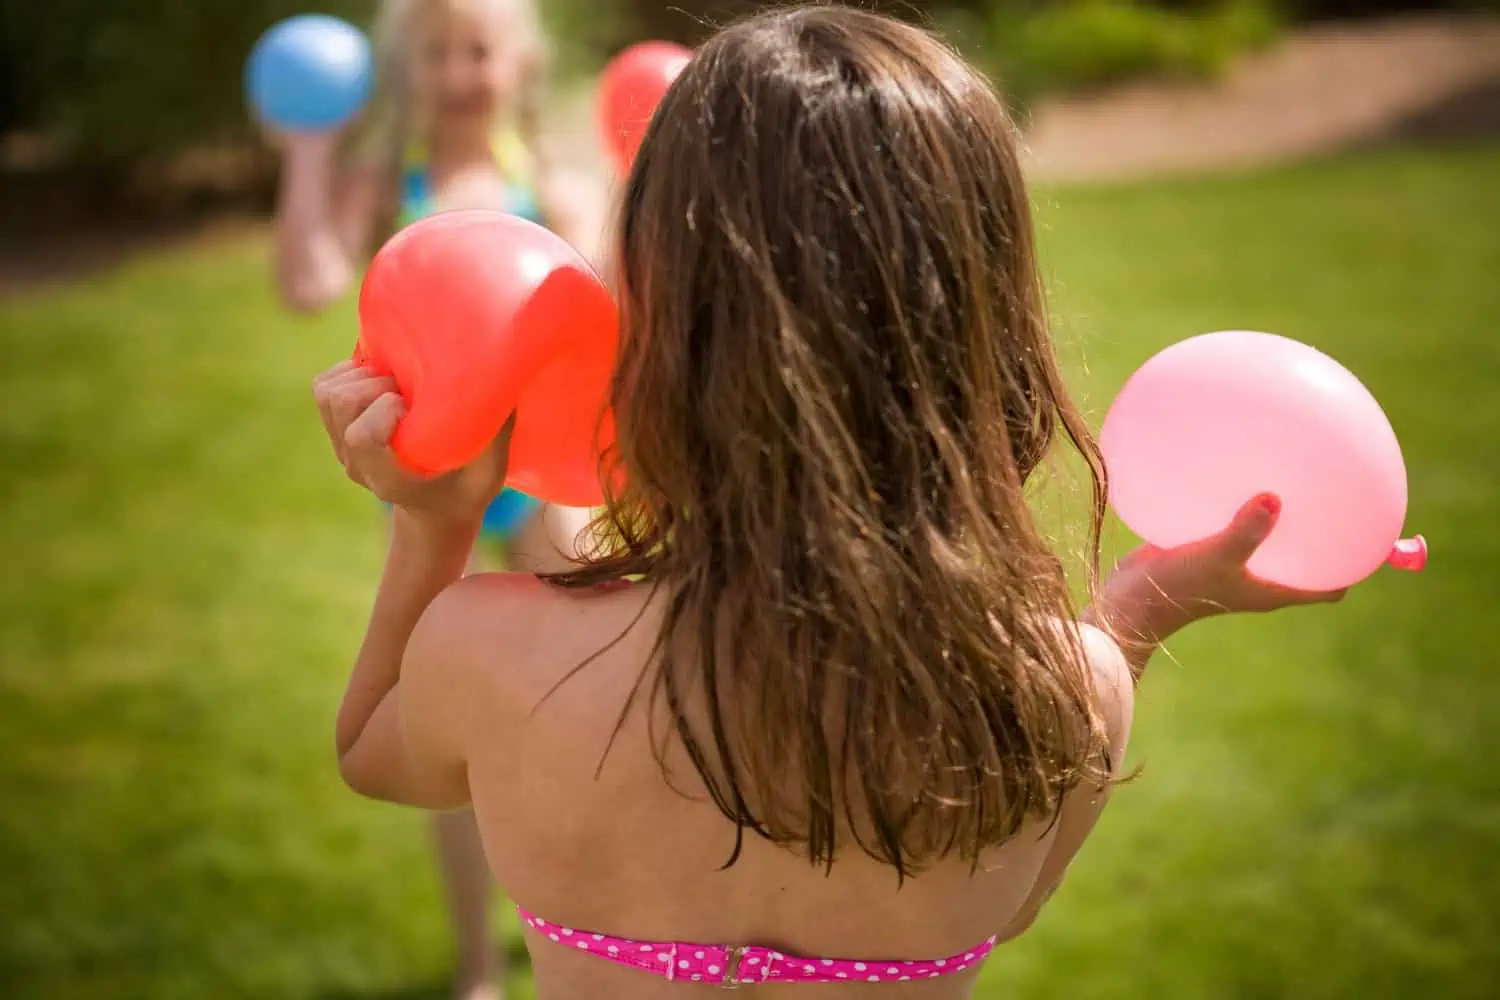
<box><xmin>310</xmin><ymin>7</ymin><xmax>1344</xmax><ymax>996</ymax></box>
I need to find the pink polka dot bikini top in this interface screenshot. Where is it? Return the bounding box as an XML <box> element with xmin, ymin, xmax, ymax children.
<box><xmin>518</xmin><ymin>907</ymin><xmax>997</xmax><ymax>987</ymax></box>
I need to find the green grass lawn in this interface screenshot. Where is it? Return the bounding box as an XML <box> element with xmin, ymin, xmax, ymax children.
<box><xmin>2</xmin><ymin>143</ymin><xmax>1497</xmax><ymax>1000</ymax></box>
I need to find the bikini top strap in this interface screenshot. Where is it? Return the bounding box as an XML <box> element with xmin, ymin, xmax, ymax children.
<box><xmin>489</xmin><ymin>128</ymin><xmax>543</xmax><ymax>222</ymax></box>
<box><xmin>403</xmin><ymin>128</ymin><xmax>530</xmax><ymax>174</ymax></box>
<box><xmin>516</xmin><ymin>907</ymin><xmax>998</xmax><ymax>987</ymax></box>
<box><xmin>490</xmin><ymin>128</ymin><xmax>534</xmax><ymax>188</ymax></box>
<box><xmin>398</xmin><ymin>140</ymin><xmax>434</xmax><ymax>223</ymax></box>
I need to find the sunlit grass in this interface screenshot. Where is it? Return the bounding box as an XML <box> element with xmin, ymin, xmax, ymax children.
<box><xmin>2</xmin><ymin>143</ymin><xmax>1497</xmax><ymax>999</ymax></box>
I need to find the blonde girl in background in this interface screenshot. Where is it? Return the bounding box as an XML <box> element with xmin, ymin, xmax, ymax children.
<box><xmin>272</xmin><ymin>1</ymin><xmax>603</xmax><ymax>997</ymax></box>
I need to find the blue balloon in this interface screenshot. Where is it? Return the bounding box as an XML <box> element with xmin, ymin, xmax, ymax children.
<box><xmin>246</xmin><ymin>14</ymin><xmax>373</xmax><ymax>131</ymax></box>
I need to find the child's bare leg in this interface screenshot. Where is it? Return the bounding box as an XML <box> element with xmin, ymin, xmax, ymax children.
<box><xmin>431</xmin><ymin>807</ymin><xmax>501</xmax><ymax>1000</ymax></box>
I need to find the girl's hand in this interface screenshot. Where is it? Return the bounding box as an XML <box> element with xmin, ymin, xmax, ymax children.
<box><xmin>1112</xmin><ymin>493</ymin><xmax>1347</xmax><ymax>618</ymax></box>
<box><xmin>312</xmin><ymin>361</ymin><xmax>512</xmax><ymax>526</ymax></box>
<box><xmin>1089</xmin><ymin>494</ymin><xmax>1346</xmax><ymax>669</ymax></box>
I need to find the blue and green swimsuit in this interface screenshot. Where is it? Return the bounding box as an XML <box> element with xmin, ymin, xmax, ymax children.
<box><xmin>396</xmin><ymin>133</ymin><xmax>542</xmax><ymax>541</ymax></box>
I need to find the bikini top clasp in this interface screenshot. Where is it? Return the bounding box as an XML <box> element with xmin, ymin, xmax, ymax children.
<box><xmin>721</xmin><ymin>944</ymin><xmax>744</xmax><ymax>989</ymax></box>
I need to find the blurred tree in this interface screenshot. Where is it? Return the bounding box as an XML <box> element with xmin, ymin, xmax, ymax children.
<box><xmin>618</xmin><ymin>0</ymin><xmax>1495</xmax><ymax>45</ymax></box>
<box><xmin>1</xmin><ymin>0</ymin><xmax>1492</xmax><ymax>186</ymax></box>
<box><xmin>1</xmin><ymin>1</ymin><xmax>372</xmax><ymax>166</ymax></box>
<box><xmin>617</xmin><ymin>0</ymin><xmax>996</xmax><ymax>47</ymax></box>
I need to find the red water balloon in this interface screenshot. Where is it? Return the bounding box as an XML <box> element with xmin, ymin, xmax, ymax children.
<box><xmin>355</xmin><ymin>210</ymin><xmax>618</xmax><ymax>507</ymax></box>
<box><xmin>597</xmin><ymin>41</ymin><xmax>692</xmax><ymax>173</ymax></box>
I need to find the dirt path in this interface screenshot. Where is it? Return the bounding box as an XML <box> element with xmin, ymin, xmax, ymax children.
<box><xmin>1019</xmin><ymin>14</ymin><xmax>1500</xmax><ymax>182</ymax></box>
<box><xmin>550</xmin><ymin>13</ymin><xmax>1500</xmax><ymax>184</ymax></box>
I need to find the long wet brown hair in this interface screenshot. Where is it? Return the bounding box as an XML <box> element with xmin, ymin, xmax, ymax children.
<box><xmin>557</xmin><ymin>5</ymin><xmax>1111</xmax><ymax>880</ymax></box>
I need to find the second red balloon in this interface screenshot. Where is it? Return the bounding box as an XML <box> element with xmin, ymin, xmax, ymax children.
<box><xmin>597</xmin><ymin>41</ymin><xmax>693</xmax><ymax>175</ymax></box>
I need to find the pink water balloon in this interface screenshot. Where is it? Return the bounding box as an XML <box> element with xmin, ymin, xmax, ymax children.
<box><xmin>1099</xmin><ymin>330</ymin><xmax>1426</xmax><ymax>591</ymax></box>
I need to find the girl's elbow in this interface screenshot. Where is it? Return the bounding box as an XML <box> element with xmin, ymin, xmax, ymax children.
<box><xmin>336</xmin><ymin>753</ymin><xmax>364</xmax><ymax>795</ymax></box>
<box><xmin>337</xmin><ymin>748</ymin><xmax>389</xmax><ymax>802</ymax></box>
<box><xmin>278</xmin><ymin>273</ymin><xmax>346</xmax><ymax>314</ymax></box>
<box><xmin>280</xmin><ymin>286</ymin><xmax>327</xmax><ymax>315</ymax></box>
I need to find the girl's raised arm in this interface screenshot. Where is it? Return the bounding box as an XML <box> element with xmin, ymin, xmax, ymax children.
<box><xmin>272</xmin><ymin>133</ymin><xmax>387</xmax><ymax>313</ymax></box>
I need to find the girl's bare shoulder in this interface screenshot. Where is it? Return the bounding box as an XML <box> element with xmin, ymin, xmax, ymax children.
<box><xmin>432</xmin><ymin>569</ymin><xmax>641</xmax><ymax>634</ymax></box>
<box><xmin>421</xmin><ymin>572</ymin><xmax>655</xmax><ymax>699</ymax></box>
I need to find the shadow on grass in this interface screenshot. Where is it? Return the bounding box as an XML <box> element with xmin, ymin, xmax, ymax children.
<box><xmin>318</xmin><ymin>941</ymin><xmax>532</xmax><ymax>1000</ymax></box>
<box><xmin>318</xmin><ymin>986</ymin><xmax>449</xmax><ymax>1000</ymax></box>
<box><xmin>1360</xmin><ymin>71</ymin><xmax>1500</xmax><ymax>149</ymax></box>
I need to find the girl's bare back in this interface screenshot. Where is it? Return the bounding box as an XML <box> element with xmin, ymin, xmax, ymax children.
<box><xmin>421</xmin><ymin>575</ymin><xmax>1129</xmax><ymax>999</ymax></box>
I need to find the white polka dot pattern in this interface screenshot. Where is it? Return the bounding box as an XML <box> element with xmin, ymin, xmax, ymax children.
<box><xmin>517</xmin><ymin>907</ymin><xmax>997</xmax><ymax>985</ymax></box>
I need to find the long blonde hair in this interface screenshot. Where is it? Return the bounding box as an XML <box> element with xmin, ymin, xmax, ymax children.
<box><xmin>356</xmin><ymin>0</ymin><xmax>551</xmax><ymax>180</ymax></box>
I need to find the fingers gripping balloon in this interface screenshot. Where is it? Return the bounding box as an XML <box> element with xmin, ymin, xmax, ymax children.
<box><xmin>355</xmin><ymin>211</ymin><xmax>619</xmax><ymax>507</ymax></box>
<box><xmin>246</xmin><ymin>15</ymin><xmax>373</xmax><ymax>132</ymax></box>
<box><xmin>597</xmin><ymin>41</ymin><xmax>693</xmax><ymax>174</ymax></box>
<box><xmin>1100</xmin><ymin>330</ymin><xmax>1427</xmax><ymax>591</ymax></box>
